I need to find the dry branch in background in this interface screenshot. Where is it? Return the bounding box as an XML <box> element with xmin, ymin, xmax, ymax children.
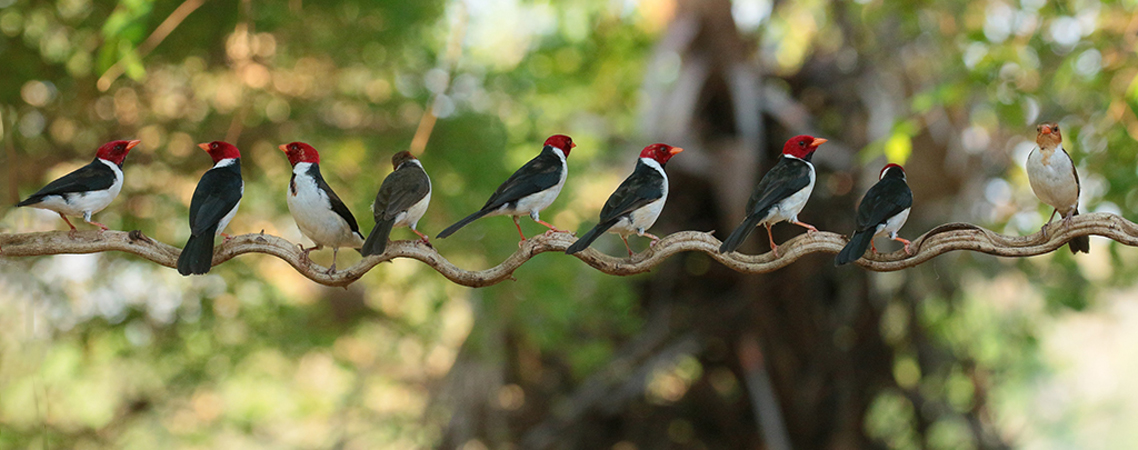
<box><xmin>0</xmin><ymin>212</ymin><xmax>1131</xmax><ymax>288</ymax></box>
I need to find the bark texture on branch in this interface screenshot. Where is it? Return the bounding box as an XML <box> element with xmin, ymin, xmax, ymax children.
<box><xmin>0</xmin><ymin>212</ymin><xmax>1129</xmax><ymax>287</ymax></box>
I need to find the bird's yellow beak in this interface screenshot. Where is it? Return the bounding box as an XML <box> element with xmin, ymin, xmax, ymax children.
<box><xmin>571</xmin><ymin>142</ymin><xmax>577</xmax><ymax>148</ymax></box>
<box><xmin>670</xmin><ymin>147</ymin><xmax>684</xmax><ymax>155</ymax></box>
<box><xmin>1041</xmin><ymin>126</ymin><xmax>1052</xmax><ymax>135</ymax></box>
<box><xmin>125</xmin><ymin>140</ymin><xmax>141</xmax><ymax>150</ymax></box>
<box><xmin>278</xmin><ymin>144</ymin><xmax>289</xmax><ymax>153</ymax></box>
<box><xmin>197</xmin><ymin>143</ymin><xmax>211</xmax><ymax>152</ymax></box>
<box><xmin>811</xmin><ymin>137</ymin><xmax>828</xmax><ymax>147</ymax></box>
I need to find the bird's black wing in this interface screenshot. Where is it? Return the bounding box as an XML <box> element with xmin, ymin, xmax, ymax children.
<box><xmin>744</xmin><ymin>157</ymin><xmax>812</xmax><ymax>217</ymax></box>
<box><xmin>19</xmin><ymin>159</ymin><xmax>115</xmax><ymax>205</ymax></box>
<box><xmin>188</xmin><ymin>162</ymin><xmax>244</xmax><ymax>236</ymax></box>
<box><xmin>375</xmin><ymin>164</ymin><xmax>431</xmax><ymax>221</ymax></box>
<box><xmin>854</xmin><ymin>176</ymin><xmax>912</xmax><ymax>232</ymax></box>
<box><xmin>480</xmin><ymin>147</ymin><xmax>563</xmax><ymax>211</ymax></box>
<box><xmin>597</xmin><ymin>161</ymin><xmax>665</xmax><ymax>224</ymax></box>
<box><xmin>306</xmin><ymin>164</ymin><xmax>361</xmax><ymax>234</ymax></box>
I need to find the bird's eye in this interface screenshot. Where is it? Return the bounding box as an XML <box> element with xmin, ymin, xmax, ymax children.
<box><xmin>1053</xmin><ymin>126</ymin><xmax>1059</xmax><ymax>132</ymax></box>
<box><xmin>799</xmin><ymin>140</ymin><xmax>807</xmax><ymax>146</ymax></box>
<box><xmin>211</xmin><ymin>143</ymin><xmax>218</xmax><ymax>150</ymax></box>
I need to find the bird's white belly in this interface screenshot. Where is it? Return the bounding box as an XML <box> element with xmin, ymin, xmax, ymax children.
<box><xmin>395</xmin><ymin>190</ymin><xmax>431</xmax><ymax>229</ymax></box>
<box><xmin>1026</xmin><ymin>148</ymin><xmax>1079</xmax><ymax>214</ymax></box>
<box><xmin>876</xmin><ymin>207</ymin><xmax>910</xmax><ymax>238</ymax></box>
<box><xmin>216</xmin><ymin>199</ymin><xmax>241</xmax><ymax>235</ymax></box>
<box><xmin>492</xmin><ymin>175</ymin><xmax>567</xmax><ymax>219</ymax></box>
<box><xmin>288</xmin><ymin>178</ymin><xmax>361</xmax><ymax>248</ymax></box>
<box><xmin>763</xmin><ymin>171</ymin><xmax>816</xmax><ymax>225</ymax></box>
<box><xmin>609</xmin><ymin>196</ymin><xmax>667</xmax><ymax>236</ymax></box>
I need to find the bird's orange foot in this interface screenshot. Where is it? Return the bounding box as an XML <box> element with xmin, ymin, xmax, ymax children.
<box><xmin>894</xmin><ymin>237</ymin><xmax>913</xmax><ymax>255</ymax></box>
<box><xmin>792</xmin><ymin>221</ymin><xmax>819</xmax><ymax>233</ymax></box>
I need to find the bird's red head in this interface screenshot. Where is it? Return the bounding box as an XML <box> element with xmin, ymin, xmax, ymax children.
<box><xmin>544</xmin><ymin>134</ymin><xmax>576</xmax><ymax>156</ymax></box>
<box><xmin>95</xmin><ymin>139</ymin><xmax>140</xmax><ymax>165</ymax></box>
<box><xmin>639</xmin><ymin>143</ymin><xmax>684</xmax><ymax>165</ymax></box>
<box><xmin>1035</xmin><ymin>122</ymin><xmax>1062</xmax><ymax>149</ymax></box>
<box><xmin>880</xmin><ymin>163</ymin><xmax>905</xmax><ymax>180</ymax></box>
<box><xmin>278</xmin><ymin>142</ymin><xmax>320</xmax><ymax>165</ymax></box>
<box><xmin>197</xmin><ymin>141</ymin><xmax>242</xmax><ymax>163</ymax></box>
<box><xmin>782</xmin><ymin>135</ymin><xmax>827</xmax><ymax>159</ymax></box>
<box><xmin>391</xmin><ymin>151</ymin><xmax>417</xmax><ymax>169</ymax></box>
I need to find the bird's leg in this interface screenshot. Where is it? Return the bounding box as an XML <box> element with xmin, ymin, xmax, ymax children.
<box><xmin>83</xmin><ymin>212</ymin><xmax>109</xmax><ymax>235</ymax></box>
<box><xmin>765</xmin><ymin>223</ymin><xmax>780</xmax><ymax>258</ymax></box>
<box><xmin>1041</xmin><ymin>208</ymin><xmax>1059</xmax><ymax>238</ymax></box>
<box><xmin>59</xmin><ymin>213</ymin><xmax>78</xmax><ymax>238</ymax></box>
<box><xmin>893</xmin><ymin>236</ymin><xmax>913</xmax><ymax>255</ymax></box>
<box><xmin>299</xmin><ymin>244</ymin><xmax>321</xmax><ymax>265</ymax></box>
<box><xmin>221</xmin><ymin>232</ymin><xmax>234</xmax><ymax>243</ymax></box>
<box><xmin>791</xmin><ymin>220</ymin><xmax>819</xmax><ymax>233</ymax></box>
<box><xmin>411</xmin><ymin>229</ymin><xmax>433</xmax><ymax>248</ymax></box>
<box><xmin>513</xmin><ymin>216</ymin><xmax>528</xmax><ymax>247</ymax></box>
<box><xmin>535</xmin><ymin>219</ymin><xmax>567</xmax><ymax>236</ymax></box>
<box><xmin>327</xmin><ymin>248</ymin><xmax>339</xmax><ymax>274</ymax></box>
<box><xmin>871</xmin><ymin>239</ymin><xmax>878</xmax><ymax>255</ymax></box>
<box><xmin>621</xmin><ymin>235</ymin><xmax>633</xmax><ymax>257</ymax></box>
<box><xmin>641</xmin><ymin>231</ymin><xmax>661</xmax><ymax>248</ymax></box>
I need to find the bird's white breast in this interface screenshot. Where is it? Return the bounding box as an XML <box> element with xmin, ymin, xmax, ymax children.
<box><xmin>1026</xmin><ymin>144</ymin><xmax>1079</xmax><ymax>214</ymax></box>
<box><xmin>33</xmin><ymin>159</ymin><xmax>123</xmax><ymax>218</ymax></box>
<box><xmin>287</xmin><ymin>163</ymin><xmax>363</xmax><ymax>248</ymax></box>
<box><xmin>610</xmin><ymin>157</ymin><xmax>668</xmax><ymax>236</ymax></box>
<box><xmin>213</xmin><ymin>158</ymin><xmax>242</xmax><ymax>235</ymax></box>
<box><xmin>395</xmin><ymin>165</ymin><xmax>431</xmax><ymax>229</ymax></box>
<box><xmin>763</xmin><ymin>161</ymin><xmax>816</xmax><ymax>225</ymax></box>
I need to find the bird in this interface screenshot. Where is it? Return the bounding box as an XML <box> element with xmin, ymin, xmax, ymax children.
<box><xmin>835</xmin><ymin>163</ymin><xmax>913</xmax><ymax>266</ymax></box>
<box><xmin>566</xmin><ymin>143</ymin><xmax>684</xmax><ymax>256</ymax></box>
<box><xmin>177</xmin><ymin>141</ymin><xmax>244</xmax><ymax>276</ymax></box>
<box><xmin>279</xmin><ymin>142</ymin><xmax>365</xmax><ymax>273</ymax></box>
<box><xmin>17</xmin><ymin>139</ymin><xmax>139</xmax><ymax>236</ymax></box>
<box><xmin>436</xmin><ymin>134</ymin><xmax>575</xmax><ymax>244</ymax></box>
<box><xmin>361</xmin><ymin>151</ymin><xmax>432</xmax><ymax>257</ymax></box>
<box><xmin>1026</xmin><ymin>122</ymin><xmax>1089</xmax><ymax>254</ymax></box>
<box><xmin>719</xmin><ymin>135</ymin><xmax>828</xmax><ymax>256</ymax></box>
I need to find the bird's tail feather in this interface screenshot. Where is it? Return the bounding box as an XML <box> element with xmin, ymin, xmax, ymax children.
<box><xmin>437</xmin><ymin>209</ymin><xmax>490</xmax><ymax>239</ymax></box>
<box><xmin>719</xmin><ymin>215</ymin><xmax>762</xmax><ymax>253</ymax></box>
<box><xmin>177</xmin><ymin>225</ymin><xmax>218</xmax><ymax>276</ymax></box>
<box><xmin>835</xmin><ymin>230</ymin><xmax>874</xmax><ymax>266</ymax></box>
<box><xmin>566</xmin><ymin>220</ymin><xmax>617</xmax><ymax>255</ymax></box>
<box><xmin>361</xmin><ymin>219</ymin><xmax>396</xmax><ymax>256</ymax></box>
<box><xmin>1068</xmin><ymin>210</ymin><xmax>1090</xmax><ymax>254</ymax></box>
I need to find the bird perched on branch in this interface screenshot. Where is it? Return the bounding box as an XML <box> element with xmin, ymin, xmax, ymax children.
<box><xmin>279</xmin><ymin>142</ymin><xmax>365</xmax><ymax>273</ymax></box>
<box><xmin>835</xmin><ymin>163</ymin><xmax>913</xmax><ymax>266</ymax></box>
<box><xmin>1026</xmin><ymin>122</ymin><xmax>1090</xmax><ymax>254</ymax></box>
<box><xmin>437</xmin><ymin>134</ymin><xmax>574</xmax><ymax>244</ymax></box>
<box><xmin>17</xmin><ymin>139</ymin><xmax>139</xmax><ymax>236</ymax></box>
<box><xmin>719</xmin><ymin>135</ymin><xmax>828</xmax><ymax>256</ymax></box>
<box><xmin>566</xmin><ymin>143</ymin><xmax>683</xmax><ymax>256</ymax></box>
<box><xmin>362</xmin><ymin>151</ymin><xmax>432</xmax><ymax>256</ymax></box>
<box><xmin>178</xmin><ymin>141</ymin><xmax>244</xmax><ymax>275</ymax></box>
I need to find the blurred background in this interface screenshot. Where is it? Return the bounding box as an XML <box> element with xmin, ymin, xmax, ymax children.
<box><xmin>3</xmin><ymin>0</ymin><xmax>1138</xmax><ymax>448</ymax></box>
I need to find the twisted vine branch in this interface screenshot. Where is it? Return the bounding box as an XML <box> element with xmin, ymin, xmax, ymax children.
<box><xmin>0</xmin><ymin>212</ymin><xmax>1132</xmax><ymax>287</ymax></box>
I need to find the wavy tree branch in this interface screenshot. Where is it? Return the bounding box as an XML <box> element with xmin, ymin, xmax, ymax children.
<box><xmin>0</xmin><ymin>212</ymin><xmax>1132</xmax><ymax>288</ymax></box>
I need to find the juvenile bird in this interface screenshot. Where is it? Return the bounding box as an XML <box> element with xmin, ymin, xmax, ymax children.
<box><xmin>17</xmin><ymin>139</ymin><xmax>139</xmax><ymax>236</ymax></box>
<box><xmin>178</xmin><ymin>141</ymin><xmax>244</xmax><ymax>276</ymax></box>
<box><xmin>437</xmin><ymin>134</ymin><xmax>574</xmax><ymax>244</ymax></box>
<box><xmin>719</xmin><ymin>135</ymin><xmax>827</xmax><ymax>256</ymax></box>
<box><xmin>566</xmin><ymin>143</ymin><xmax>683</xmax><ymax>256</ymax></box>
<box><xmin>279</xmin><ymin>142</ymin><xmax>365</xmax><ymax>273</ymax></box>
<box><xmin>361</xmin><ymin>151</ymin><xmax>432</xmax><ymax>256</ymax></box>
<box><xmin>835</xmin><ymin>164</ymin><xmax>913</xmax><ymax>266</ymax></box>
<box><xmin>1026</xmin><ymin>122</ymin><xmax>1089</xmax><ymax>254</ymax></box>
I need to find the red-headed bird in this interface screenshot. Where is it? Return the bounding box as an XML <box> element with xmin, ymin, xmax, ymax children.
<box><xmin>719</xmin><ymin>135</ymin><xmax>828</xmax><ymax>256</ymax></box>
<box><xmin>177</xmin><ymin>141</ymin><xmax>243</xmax><ymax>276</ymax></box>
<box><xmin>17</xmin><ymin>139</ymin><xmax>139</xmax><ymax>235</ymax></box>
<box><xmin>361</xmin><ymin>151</ymin><xmax>432</xmax><ymax>256</ymax></box>
<box><xmin>566</xmin><ymin>143</ymin><xmax>683</xmax><ymax>256</ymax></box>
<box><xmin>436</xmin><ymin>134</ymin><xmax>574</xmax><ymax>244</ymax></box>
<box><xmin>1026</xmin><ymin>122</ymin><xmax>1089</xmax><ymax>254</ymax></box>
<box><xmin>835</xmin><ymin>163</ymin><xmax>913</xmax><ymax>266</ymax></box>
<box><xmin>279</xmin><ymin>142</ymin><xmax>365</xmax><ymax>273</ymax></box>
